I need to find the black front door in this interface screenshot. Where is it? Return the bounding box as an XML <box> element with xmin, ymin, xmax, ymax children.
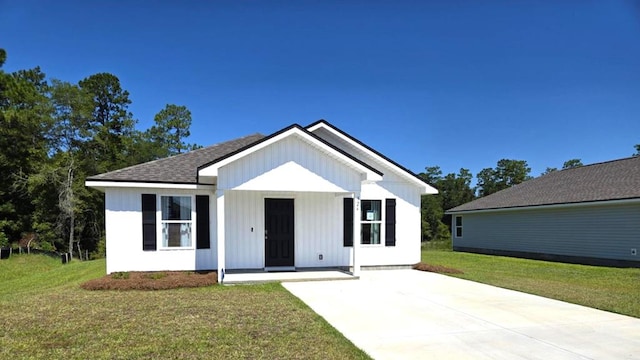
<box><xmin>265</xmin><ymin>198</ymin><xmax>294</xmax><ymax>267</ymax></box>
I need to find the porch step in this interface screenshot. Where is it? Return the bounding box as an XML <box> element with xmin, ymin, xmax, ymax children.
<box><xmin>222</xmin><ymin>270</ymin><xmax>358</xmax><ymax>285</ymax></box>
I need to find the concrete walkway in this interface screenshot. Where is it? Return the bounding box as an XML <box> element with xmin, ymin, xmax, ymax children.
<box><xmin>223</xmin><ymin>269</ymin><xmax>356</xmax><ymax>284</ymax></box>
<box><xmin>283</xmin><ymin>269</ymin><xmax>640</xmax><ymax>360</ymax></box>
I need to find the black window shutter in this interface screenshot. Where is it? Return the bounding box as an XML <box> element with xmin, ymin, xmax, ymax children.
<box><xmin>385</xmin><ymin>199</ymin><xmax>396</xmax><ymax>247</ymax></box>
<box><xmin>196</xmin><ymin>195</ymin><xmax>210</xmax><ymax>249</ymax></box>
<box><xmin>343</xmin><ymin>197</ymin><xmax>354</xmax><ymax>247</ymax></box>
<box><xmin>141</xmin><ymin>194</ymin><xmax>157</xmax><ymax>251</ymax></box>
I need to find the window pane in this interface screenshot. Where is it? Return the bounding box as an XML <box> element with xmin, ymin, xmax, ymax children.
<box><xmin>161</xmin><ymin>196</ymin><xmax>192</xmax><ymax>220</ymax></box>
<box><xmin>162</xmin><ymin>223</ymin><xmax>192</xmax><ymax>247</ymax></box>
<box><xmin>361</xmin><ymin>223</ymin><xmax>380</xmax><ymax>245</ymax></box>
<box><xmin>455</xmin><ymin>216</ymin><xmax>462</xmax><ymax>226</ymax></box>
<box><xmin>456</xmin><ymin>227</ymin><xmax>462</xmax><ymax>238</ymax></box>
<box><xmin>361</xmin><ymin>200</ymin><xmax>381</xmax><ymax>221</ymax></box>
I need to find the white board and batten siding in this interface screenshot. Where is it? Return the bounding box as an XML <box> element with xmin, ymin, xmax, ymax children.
<box><xmin>103</xmin><ymin>128</ymin><xmax>428</xmax><ymax>273</ymax></box>
<box><xmin>455</xmin><ymin>202</ymin><xmax>640</xmax><ymax>262</ymax></box>
<box><xmin>223</xmin><ymin>191</ymin><xmax>352</xmax><ymax>269</ymax></box>
<box><xmin>104</xmin><ymin>187</ymin><xmax>216</xmax><ymax>274</ymax></box>
<box><xmin>218</xmin><ymin>133</ymin><xmax>424</xmax><ymax>269</ymax></box>
<box><xmin>358</xmin><ymin>182</ymin><xmax>422</xmax><ymax>266</ymax></box>
<box><xmin>217</xmin><ymin>134</ymin><xmax>363</xmax><ymax>193</ymax></box>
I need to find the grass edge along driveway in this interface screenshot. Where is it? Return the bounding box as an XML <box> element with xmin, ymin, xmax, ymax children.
<box><xmin>0</xmin><ymin>255</ymin><xmax>370</xmax><ymax>360</ymax></box>
<box><xmin>422</xmin><ymin>248</ymin><xmax>640</xmax><ymax>319</ymax></box>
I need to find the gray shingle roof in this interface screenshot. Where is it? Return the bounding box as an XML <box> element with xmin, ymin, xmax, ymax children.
<box><xmin>448</xmin><ymin>156</ymin><xmax>640</xmax><ymax>213</ymax></box>
<box><xmin>86</xmin><ymin>133</ymin><xmax>265</xmax><ymax>184</ymax></box>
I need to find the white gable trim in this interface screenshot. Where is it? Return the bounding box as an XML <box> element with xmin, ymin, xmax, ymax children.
<box><xmin>306</xmin><ymin>121</ymin><xmax>437</xmax><ymax>194</ymax></box>
<box><xmin>198</xmin><ymin>125</ymin><xmax>383</xmax><ymax>182</ymax></box>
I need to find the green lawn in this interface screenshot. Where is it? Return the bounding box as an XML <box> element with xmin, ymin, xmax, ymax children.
<box><xmin>422</xmin><ymin>249</ymin><xmax>640</xmax><ymax>318</ymax></box>
<box><xmin>0</xmin><ymin>255</ymin><xmax>370</xmax><ymax>360</ymax></box>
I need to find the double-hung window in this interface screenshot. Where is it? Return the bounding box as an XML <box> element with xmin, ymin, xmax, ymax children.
<box><xmin>455</xmin><ymin>215</ymin><xmax>463</xmax><ymax>238</ymax></box>
<box><xmin>160</xmin><ymin>196</ymin><xmax>193</xmax><ymax>248</ymax></box>
<box><xmin>361</xmin><ymin>200</ymin><xmax>382</xmax><ymax>245</ymax></box>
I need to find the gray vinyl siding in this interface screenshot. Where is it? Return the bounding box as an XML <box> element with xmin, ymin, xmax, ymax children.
<box><xmin>453</xmin><ymin>202</ymin><xmax>640</xmax><ymax>262</ymax></box>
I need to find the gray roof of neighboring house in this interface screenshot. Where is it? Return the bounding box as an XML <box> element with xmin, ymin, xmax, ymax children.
<box><xmin>448</xmin><ymin>156</ymin><xmax>640</xmax><ymax>213</ymax></box>
<box><xmin>86</xmin><ymin>133</ymin><xmax>265</xmax><ymax>184</ymax></box>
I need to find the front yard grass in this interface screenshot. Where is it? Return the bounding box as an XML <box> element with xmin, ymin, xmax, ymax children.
<box><xmin>422</xmin><ymin>249</ymin><xmax>640</xmax><ymax>318</ymax></box>
<box><xmin>0</xmin><ymin>255</ymin><xmax>370</xmax><ymax>359</ymax></box>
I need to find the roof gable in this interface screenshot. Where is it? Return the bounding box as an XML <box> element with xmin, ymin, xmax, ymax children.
<box><xmin>448</xmin><ymin>156</ymin><xmax>640</xmax><ymax>213</ymax></box>
<box><xmin>306</xmin><ymin>120</ymin><xmax>437</xmax><ymax>194</ymax></box>
<box><xmin>198</xmin><ymin>124</ymin><xmax>383</xmax><ymax>182</ymax></box>
<box><xmin>86</xmin><ymin>120</ymin><xmax>435</xmax><ymax>192</ymax></box>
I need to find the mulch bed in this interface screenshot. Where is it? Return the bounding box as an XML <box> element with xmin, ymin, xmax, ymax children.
<box><xmin>81</xmin><ymin>271</ymin><xmax>218</xmax><ymax>290</ymax></box>
<box><xmin>413</xmin><ymin>262</ymin><xmax>464</xmax><ymax>274</ymax></box>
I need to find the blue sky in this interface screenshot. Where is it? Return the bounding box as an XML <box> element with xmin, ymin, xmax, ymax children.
<box><xmin>1</xmin><ymin>1</ymin><xmax>639</xmax><ymax>180</ymax></box>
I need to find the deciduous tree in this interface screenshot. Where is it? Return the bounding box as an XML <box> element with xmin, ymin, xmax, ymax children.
<box><xmin>562</xmin><ymin>159</ymin><xmax>583</xmax><ymax>169</ymax></box>
<box><xmin>476</xmin><ymin>159</ymin><xmax>531</xmax><ymax>197</ymax></box>
<box><xmin>0</xmin><ymin>56</ymin><xmax>52</xmax><ymax>243</ymax></box>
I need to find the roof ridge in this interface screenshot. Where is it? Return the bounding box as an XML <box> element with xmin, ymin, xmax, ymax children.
<box><xmin>565</xmin><ymin>155</ymin><xmax>639</xmax><ymax>170</ymax></box>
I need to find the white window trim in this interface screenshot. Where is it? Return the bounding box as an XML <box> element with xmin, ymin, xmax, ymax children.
<box><xmin>360</xmin><ymin>199</ymin><xmax>384</xmax><ymax>246</ymax></box>
<box><xmin>454</xmin><ymin>215</ymin><xmax>463</xmax><ymax>238</ymax></box>
<box><xmin>157</xmin><ymin>194</ymin><xmax>196</xmax><ymax>250</ymax></box>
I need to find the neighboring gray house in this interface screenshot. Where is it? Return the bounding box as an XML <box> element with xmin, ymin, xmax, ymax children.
<box><xmin>447</xmin><ymin>156</ymin><xmax>640</xmax><ymax>267</ymax></box>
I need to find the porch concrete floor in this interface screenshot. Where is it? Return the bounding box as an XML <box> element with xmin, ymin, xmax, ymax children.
<box><xmin>222</xmin><ymin>270</ymin><xmax>357</xmax><ymax>284</ymax></box>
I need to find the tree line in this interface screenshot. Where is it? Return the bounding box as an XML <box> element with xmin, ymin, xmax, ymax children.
<box><xmin>0</xmin><ymin>49</ymin><xmax>199</xmax><ymax>257</ymax></box>
<box><xmin>419</xmin><ymin>147</ymin><xmax>640</xmax><ymax>242</ymax></box>
<box><xmin>2</xmin><ymin>47</ymin><xmax>638</xmax><ymax>252</ymax></box>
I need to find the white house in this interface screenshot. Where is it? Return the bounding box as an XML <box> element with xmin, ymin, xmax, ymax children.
<box><xmin>86</xmin><ymin>120</ymin><xmax>437</xmax><ymax>281</ymax></box>
<box><xmin>447</xmin><ymin>156</ymin><xmax>640</xmax><ymax>267</ymax></box>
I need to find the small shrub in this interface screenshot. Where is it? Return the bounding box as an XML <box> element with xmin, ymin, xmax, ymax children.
<box><xmin>37</xmin><ymin>241</ymin><xmax>56</xmax><ymax>252</ymax></box>
<box><xmin>111</xmin><ymin>272</ymin><xmax>130</xmax><ymax>280</ymax></box>
<box><xmin>91</xmin><ymin>236</ymin><xmax>106</xmax><ymax>259</ymax></box>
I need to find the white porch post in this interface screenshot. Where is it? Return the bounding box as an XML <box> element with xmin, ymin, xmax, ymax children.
<box><xmin>216</xmin><ymin>189</ymin><xmax>226</xmax><ymax>283</ymax></box>
<box><xmin>352</xmin><ymin>191</ymin><xmax>361</xmax><ymax>276</ymax></box>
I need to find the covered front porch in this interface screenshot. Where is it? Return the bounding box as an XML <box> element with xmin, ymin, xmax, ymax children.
<box><xmin>214</xmin><ymin>189</ymin><xmax>363</xmax><ymax>283</ymax></box>
<box><xmin>196</xmin><ymin>127</ymin><xmax>383</xmax><ymax>283</ymax></box>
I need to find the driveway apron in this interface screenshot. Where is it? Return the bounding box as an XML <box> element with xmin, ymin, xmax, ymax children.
<box><xmin>283</xmin><ymin>269</ymin><xmax>640</xmax><ymax>360</ymax></box>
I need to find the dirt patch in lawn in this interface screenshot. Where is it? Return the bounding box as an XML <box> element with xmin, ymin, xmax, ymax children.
<box><xmin>81</xmin><ymin>271</ymin><xmax>218</xmax><ymax>290</ymax></box>
<box><xmin>413</xmin><ymin>262</ymin><xmax>464</xmax><ymax>274</ymax></box>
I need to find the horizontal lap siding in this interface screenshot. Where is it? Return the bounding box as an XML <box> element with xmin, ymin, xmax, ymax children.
<box><xmin>457</xmin><ymin>203</ymin><xmax>640</xmax><ymax>261</ymax></box>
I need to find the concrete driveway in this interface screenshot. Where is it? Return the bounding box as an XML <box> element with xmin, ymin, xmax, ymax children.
<box><xmin>283</xmin><ymin>269</ymin><xmax>640</xmax><ymax>360</ymax></box>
